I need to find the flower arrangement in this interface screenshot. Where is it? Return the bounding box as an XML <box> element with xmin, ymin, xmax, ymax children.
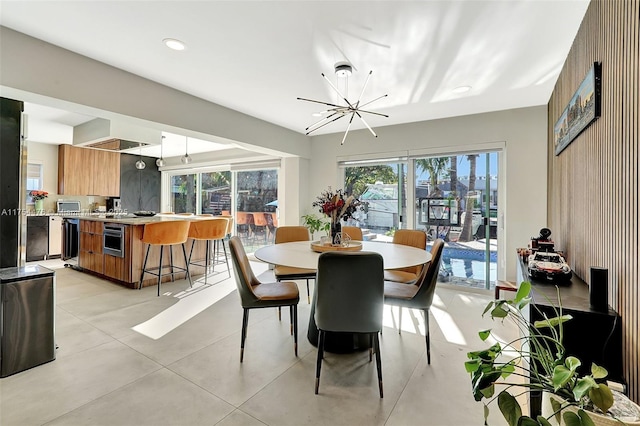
<box><xmin>29</xmin><ymin>190</ymin><xmax>48</xmax><ymax>201</ymax></box>
<box><xmin>312</xmin><ymin>187</ymin><xmax>361</xmax><ymax>224</ymax></box>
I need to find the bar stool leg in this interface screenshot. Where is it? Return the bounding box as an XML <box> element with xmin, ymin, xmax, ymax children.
<box><xmin>181</xmin><ymin>242</ymin><xmax>193</xmax><ymax>288</ymax></box>
<box><xmin>204</xmin><ymin>240</ymin><xmax>210</xmax><ymax>285</ymax></box>
<box><xmin>139</xmin><ymin>244</ymin><xmax>151</xmax><ymax>290</ymax></box>
<box><xmin>157</xmin><ymin>245</ymin><xmax>164</xmax><ymax>297</ymax></box>
<box><xmin>169</xmin><ymin>246</ymin><xmax>175</xmax><ymax>282</ymax></box>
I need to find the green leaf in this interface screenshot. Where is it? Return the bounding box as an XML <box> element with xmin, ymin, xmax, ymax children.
<box><xmin>517</xmin><ymin>297</ymin><xmax>532</xmax><ymax>310</ymax></box>
<box><xmin>563</xmin><ymin>411</ymin><xmax>582</xmax><ymax>426</ymax></box>
<box><xmin>480</xmin><ymin>383</ymin><xmax>495</xmax><ymax>399</ymax></box>
<box><xmin>482</xmin><ymin>301</ymin><xmax>494</xmax><ymax>316</ymax></box>
<box><xmin>491</xmin><ymin>304</ymin><xmax>509</xmax><ymax>318</ymax></box>
<box><xmin>517</xmin><ymin>416</ymin><xmax>539</xmax><ymax>426</ymax></box>
<box><xmin>535</xmin><ymin>415</ymin><xmax>553</xmax><ymax>426</ymax></box>
<box><xmin>501</xmin><ymin>362</ymin><xmax>515</xmax><ymax>379</ymax></box>
<box><xmin>497</xmin><ymin>391</ymin><xmax>522</xmax><ymax>426</ymax></box>
<box><xmin>577</xmin><ymin>409</ymin><xmax>596</xmax><ymax>426</ymax></box>
<box><xmin>483</xmin><ymin>405</ymin><xmax>490</xmax><ymax>425</ymax></box>
<box><xmin>589</xmin><ymin>383</ymin><xmax>614</xmax><ymax>413</ymax></box>
<box><xmin>550</xmin><ymin>397</ymin><xmax>563</xmax><ymax>425</ymax></box>
<box><xmin>465</xmin><ymin>359</ymin><xmax>479</xmax><ymax>373</ymax></box>
<box><xmin>562</xmin><ymin>409</ymin><xmax>597</xmax><ymax>426</ymax></box>
<box><xmin>552</xmin><ymin>365</ymin><xmax>575</xmax><ymax>390</ymax></box>
<box><xmin>513</xmin><ymin>281</ymin><xmax>531</xmax><ymax>304</ymax></box>
<box><xmin>478</xmin><ymin>329</ymin><xmax>491</xmax><ymax>341</ymax></box>
<box><xmin>573</xmin><ymin>376</ymin><xmax>597</xmax><ymax>401</ymax></box>
<box><xmin>565</xmin><ymin>356</ymin><xmax>581</xmax><ymax>370</ymax></box>
<box><xmin>591</xmin><ymin>363</ymin><xmax>608</xmax><ymax>379</ymax></box>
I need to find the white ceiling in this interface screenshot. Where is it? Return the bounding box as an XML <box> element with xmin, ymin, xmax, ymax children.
<box><xmin>1</xmin><ymin>0</ymin><xmax>590</xmax><ymax>151</ymax></box>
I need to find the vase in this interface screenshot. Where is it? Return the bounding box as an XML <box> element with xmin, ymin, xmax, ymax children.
<box><xmin>34</xmin><ymin>199</ymin><xmax>44</xmax><ymax>212</ymax></box>
<box><xmin>330</xmin><ymin>220</ymin><xmax>342</xmax><ymax>245</ymax></box>
<box><xmin>542</xmin><ymin>391</ymin><xmax>640</xmax><ymax>426</ymax></box>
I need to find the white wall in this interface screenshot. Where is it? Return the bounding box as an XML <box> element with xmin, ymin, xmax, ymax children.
<box><xmin>308</xmin><ymin>106</ymin><xmax>548</xmax><ymax>281</ymax></box>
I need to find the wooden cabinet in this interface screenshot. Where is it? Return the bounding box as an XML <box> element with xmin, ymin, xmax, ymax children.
<box><xmin>58</xmin><ymin>145</ymin><xmax>120</xmax><ymax>196</ymax></box>
<box><xmin>78</xmin><ymin>220</ymin><xmax>103</xmax><ymax>274</ymax></box>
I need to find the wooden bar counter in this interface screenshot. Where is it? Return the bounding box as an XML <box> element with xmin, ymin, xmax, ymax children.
<box><xmin>65</xmin><ymin>214</ymin><xmax>209</xmax><ymax>289</ymax></box>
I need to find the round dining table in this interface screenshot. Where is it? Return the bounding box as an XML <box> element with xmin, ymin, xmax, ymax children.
<box><xmin>254</xmin><ymin>240</ymin><xmax>432</xmax><ymax>353</ymax></box>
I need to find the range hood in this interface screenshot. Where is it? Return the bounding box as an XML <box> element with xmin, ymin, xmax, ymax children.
<box><xmin>73</xmin><ymin>118</ymin><xmax>160</xmax><ymax>151</ymax></box>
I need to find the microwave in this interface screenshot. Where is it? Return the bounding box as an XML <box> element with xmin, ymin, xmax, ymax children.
<box><xmin>57</xmin><ymin>200</ymin><xmax>81</xmax><ymax>213</ymax></box>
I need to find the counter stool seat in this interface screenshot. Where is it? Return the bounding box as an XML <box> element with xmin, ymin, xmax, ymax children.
<box><xmin>187</xmin><ymin>217</ymin><xmax>230</xmax><ymax>284</ymax></box>
<box><xmin>139</xmin><ymin>221</ymin><xmax>192</xmax><ymax>296</ymax></box>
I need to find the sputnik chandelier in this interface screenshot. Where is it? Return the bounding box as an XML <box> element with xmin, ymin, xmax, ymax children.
<box><xmin>297</xmin><ymin>62</ymin><xmax>388</xmax><ymax>145</ymax></box>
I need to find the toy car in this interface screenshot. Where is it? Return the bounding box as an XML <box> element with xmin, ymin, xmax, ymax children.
<box><xmin>527</xmin><ymin>251</ymin><xmax>572</xmax><ymax>282</ymax></box>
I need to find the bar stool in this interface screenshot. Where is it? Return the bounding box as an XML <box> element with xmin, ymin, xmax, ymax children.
<box><xmin>187</xmin><ymin>217</ymin><xmax>230</xmax><ymax>283</ymax></box>
<box><xmin>139</xmin><ymin>221</ymin><xmax>192</xmax><ymax>296</ymax></box>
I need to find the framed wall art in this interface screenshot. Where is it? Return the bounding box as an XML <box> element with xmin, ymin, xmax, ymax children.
<box><xmin>554</xmin><ymin>62</ymin><xmax>601</xmax><ymax>155</ymax></box>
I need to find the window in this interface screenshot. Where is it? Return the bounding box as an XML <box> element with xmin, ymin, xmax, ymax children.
<box><xmin>170</xmin><ymin>173</ymin><xmax>197</xmax><ymax>213</ymax></box>
<box><xmin>26</xmin><ymin>163</ymin><xmax>43</xmax><ymax>204</ymax></box>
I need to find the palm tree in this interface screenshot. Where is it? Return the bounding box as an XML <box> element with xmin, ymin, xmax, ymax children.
<box><xmin>416</xmin><ymin>157</ymin><xmax>449</xmax><ymax>196</ymax></box>
<box><xmin>459</xmin><ymin>154</ymin><xmax>479</xmax><ymax>242</ymax></box>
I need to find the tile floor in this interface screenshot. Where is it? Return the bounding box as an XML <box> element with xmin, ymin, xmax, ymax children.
<box><xmin>1</xmin><ymin>259</ymin><xmax>517</xmax><ymax>426</ymax></box>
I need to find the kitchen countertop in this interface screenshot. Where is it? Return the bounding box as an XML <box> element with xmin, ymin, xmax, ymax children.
<box><xmin>60</xmin><ymin>214</ymin><xmax>206</xmax><ymax>225</ymax></box>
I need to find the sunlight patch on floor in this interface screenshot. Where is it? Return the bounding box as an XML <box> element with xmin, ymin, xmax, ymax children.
<box><xmin>132</xmin><ymin>278</ymin><xmax>236</xmax><ymax>339</ymax></box>
<box><xmin>432</xmin><ymin>305</ymin><xmax>466</xmax><ymax>345</ymax></box>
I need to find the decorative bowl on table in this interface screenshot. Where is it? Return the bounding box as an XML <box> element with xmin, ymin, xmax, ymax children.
<box><xmin>310</xmin><ymin>241</ymin><xmax>363</xmax><ymax>253</ymax></box>
<box><xmin>133</xmin><ymin>211</ymin><xmax>156</xmax><ymax>217</ymax></box>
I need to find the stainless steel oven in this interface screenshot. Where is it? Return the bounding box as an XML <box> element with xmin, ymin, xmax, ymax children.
<box><xmin>103</xmin><ymin>223</ymin><xmax>125</xmax><ymax>258</ymax></box>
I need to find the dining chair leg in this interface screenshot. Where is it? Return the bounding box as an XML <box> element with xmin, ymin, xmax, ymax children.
<box><xmin>220</xmin><ymin>238</ymin><xmax>230</xmax><ymax>277</ymax></box>
<box><xmin>306</xmin><ymin>279</ymin><xmax>311</xmax><ymax>304</ymax></box>
<box><xmin>240</xmin><ymin>308</ymin><xmax>249</xmax><ymax>362</ymax></box>
<box><xmin>278</xmin><ymin>307</ymin><xmax>281</xmax><ymax>321</ymax></box>
<box><xmin>157</xmin><ymin>245</ymin><xmax>164</xmax><ymax>297</ymax></box>
<box><xmin>181</xmin><ymin>243</ymin><xmax>192</xmax><ymax>288</ymax></box>
<box><xmin>315</xmin><ymin>330</ymin><xmax>325</xmax><ymax>394</ymax></box>
<box><xmin>289</xmin><ymin>305</ymin><xmax>293</xmax><ymax>335</ymax></box>
<box><xmin>293</xmin><ymin>304</ymin><xmax>298</xmax><ymax>357</ymax></box>
<box><xmin>424</xmin><ymin>308</ymin><xmax>431</xmax><ymax>365</ymax></box>
<box><xmin>374</xmin><ymin>332</ymin><xmax>383</xmax><ymax>398</ymax></box>
<box><xmin>139</xmin><ymin>244</ymin><xmax>150</xmax><ymax>289</ymax></box>
<box><xmin>369</xmin><ymin>333</ymin><xmax>373</xmax><ymax>362</ymax></box>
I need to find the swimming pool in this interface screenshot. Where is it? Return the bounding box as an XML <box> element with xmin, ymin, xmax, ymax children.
<box><xmin>438</xmin><ymin>246</ymin><xmax>497</xmax><ymax>287</ymax></box>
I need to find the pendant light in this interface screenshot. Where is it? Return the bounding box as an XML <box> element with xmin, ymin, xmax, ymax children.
<box><xmin>156</xmin><ymin>135</ymin><xmax>166</xmax><ymax>167</ymax></box>
<box><xmin>181</xmin><ymin>136</ymin><xmax>192</xmax><ymax>164</ymax></box>
<box><xmin>135</xmin><ymin>142</ymin><xmax>146</xmax><ymax>169</ymax></box>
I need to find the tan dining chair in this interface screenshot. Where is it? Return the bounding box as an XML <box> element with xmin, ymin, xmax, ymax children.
<box><xmin>341</xmin><ymin>226</ymin><xmax>363</xmax><ymax>241</ymax></box>
<box><xmin>252</xmin><ymin>212</ymin><xmax>270</xmax><ymax>242</ymax></box>
<box><xmin>384</xmin><ymin>238</ymin><xmax>444</xmax><ymax>365</ymax></box>
<box><xmin>229</xmin><ymin>236</ymin><xmax>299</xmax><ymax>362</ymax></box>
<box><xmin>274</xmin><ymin>226</ymin><xmax>315</xmax><ymax>304</ymax></box>
<box><xmin>384</xmin><ymin>229</ymin><xmax>428</xmax><ymax>284</ymax></box>
<box><xmin>315</xmin><ymin>251</ymin><xmax>385</xmax><ymax>397</ymax></box>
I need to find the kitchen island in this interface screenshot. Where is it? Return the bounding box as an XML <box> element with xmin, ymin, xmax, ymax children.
<box><xmin>65</xmin><ymin>214</ymin><xmax>210</xmax><ymax>289</ymax></box>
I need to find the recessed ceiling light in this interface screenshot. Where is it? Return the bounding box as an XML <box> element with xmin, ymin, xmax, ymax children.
<box><xmin>452</xmin><ymin>85</ymin><xmax>472</xmax><ymax>94</ymax></box>
<box><xmin>163</xmin><ymin>38</ymin><xmax>186</xmax><ymax>51</ymax></box>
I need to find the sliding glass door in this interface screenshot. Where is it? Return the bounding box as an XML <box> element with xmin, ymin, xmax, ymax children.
<box><xmin>413</xmin><ymin>152</ymin><xmax>499</xmax><ymax>290</ymax></box>
<box><xmin>170</xmin><ymin>173</ymin><xmax>197</xmax><ymax>214</ymax></box>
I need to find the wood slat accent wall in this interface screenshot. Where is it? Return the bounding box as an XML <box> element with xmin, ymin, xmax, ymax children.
<box><xmin>547</xmin><ymin>0</ymin><xmax>639</xmax><ymax>403</ymax></box>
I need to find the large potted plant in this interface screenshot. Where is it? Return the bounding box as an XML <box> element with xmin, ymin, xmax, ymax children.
<box><xmin>465</xmin><ymin>281</ymin><xmax>640</xmax><ymax>426</ymax></box>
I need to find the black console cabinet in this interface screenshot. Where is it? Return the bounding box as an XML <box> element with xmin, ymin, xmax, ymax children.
<box><xmin>516</xmin><ymin>258</ymin><xmax>623</xmax><ymax>417</ymax></box>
